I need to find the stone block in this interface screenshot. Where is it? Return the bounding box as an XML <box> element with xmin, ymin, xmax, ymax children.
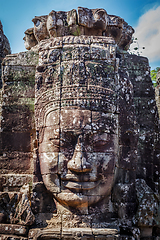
<box><xmin>90</xmin><ymin>44</ymin><xmax>115</xmax><ymax>60</ymax></box>
<box><xmin>2</xmin><ymin>51</ymin><xmax>38</xmax><ymax>67</ymax></box>
<box><xmin>135</xmin><ymin>97</ymin><xmax>156</xmax><ymax>128</ymax></box>
<box><xmin>34</xmin><ymin>213</ymin><xmax>54</xmax><ymax>228</ymax></box>
<box><xmin>85</xmin><ymin>61</ymin><xmax>116</xmax><ymax>91</ymax></box>
<box><xmin>2</xmin><ymin>66</ymin><xmax>35</xmax><ymax>88</ymax></box>
<box><xmin>93</xmin><ymin>228</ymin><xmax>119</xmax><ymax>239</ymax></box>
<box><xmin>0</xmin><ymin>152</ymin><xmax>33</xmax><ymax>174</ymax></box>
<box><xmin>47</xmin><ymin>48</ymin><xmax>61</xmax><ymax>63</ymax></box>
<box><xmin>28</xmin><ymin>227</ymin><xmax>61</xmax><ymax>240</ymax></box>
<box><xmin>118</xmin><ymin>147</ymin><xmax>137</xmax><ymax>170</ymax></box>
<box><xmin>61</xmin><ymin>60</ymin><xmax>87</xmax><ymax>86</ymax></box>
<box><xmin>72</xmin><ymin>45</ymin><xmax>91</xmax><ymax>61</ymax></box>
<box><xmin>115</xmin><ymin>168</ymin><xmax>136</xmax><ymax>184</ymax></box>
<box><xmin>131</xmin><ymin>77</ymin><xmax>154</xmax><ymax>98</ymax></box>
<box><xmin>62</xmin><ymin>228</ymin><xmax>93</xmax><ymax>240</ymax></box>
<box><xmin>31</xmin><ymin>182</ymin><xmax>56</xmax><ymax>214</ymax></box>
<box><xmin>1</xmin><ymin>107</ymin><xmax>35</xmax><ymax>132</ymax></box>
<box><xmin>0</xmin><ymin>224</ymin><xmax>28</xmax><ymax>236</ymax></box>
<box><xmin>0</xmin><ymin>234</ymin><xmax>27</xmax><ymax>240</ymax></box>
<box><xmin>112</xmin><ymin>183</ymin><xmax>136</xmax><ymax>204</ymax></box>
<box><xmin>36</xmin><ymin>63</ymin><xmax>61</xmax><ymax>88</ymax></box>
<box><xmin>1</xmin><ymin>132</ymin><xmax>32</xmax><ymax>152</ymax></box>
<box><xmin>0</xmin><ymin>174</ymin><xmax>32</xmax><ymax>191</ymax></box>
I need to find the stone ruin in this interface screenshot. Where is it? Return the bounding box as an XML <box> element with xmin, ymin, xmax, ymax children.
<box><xmin>0</xmin><ymin>21</ymin><xmax>11</xmax><ymax>87</ymax></box>
<box><xmin>0</xmin><ymin>7</ymin><xmax>160</xmax><ymax>240</ymax></box>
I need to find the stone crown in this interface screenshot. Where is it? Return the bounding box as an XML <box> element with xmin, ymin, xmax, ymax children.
<box><xmin>24</xmin><ymin>7</ymin><xmax>134</xmax><ymax>51</ymax></box>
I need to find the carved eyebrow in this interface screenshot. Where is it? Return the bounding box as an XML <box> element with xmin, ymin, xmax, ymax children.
<box><xmin>91</xmin><ymin>127</ymin><xmax>116</xmax><ymax>135</ymax></box>
<box><xmin>92</xmin><ymin>133</ymin><xmax>111</xmax><ymax>142</ymax></box>
<box><xmin>60</xmin><ymin>130</ymin><xmax>81</xmax><ymax>135</ymax></box>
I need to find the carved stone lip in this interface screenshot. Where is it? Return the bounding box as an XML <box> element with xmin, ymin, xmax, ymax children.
<box><xmin>62</xmin><ymin>180</ymin><xmax>100</xmax><ymax>190</ymax></box>
<box><xmin>61</xmin><ymin>173</ymin><xmax>98</xmax><ymax>182</ymax></box>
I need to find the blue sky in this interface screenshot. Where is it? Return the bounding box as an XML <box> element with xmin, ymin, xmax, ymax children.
<box><xmin>0</xmin><ymin>0</ymin><xmax>160</xmax><ymax>69</ymax></box>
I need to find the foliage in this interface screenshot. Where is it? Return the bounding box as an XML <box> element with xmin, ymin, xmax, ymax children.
<box><xmin>151</xmin><ymin>67</ymin><xmax>160</xmax><ymax>87</ymax></box>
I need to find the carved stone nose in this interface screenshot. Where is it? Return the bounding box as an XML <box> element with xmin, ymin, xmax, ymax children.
<box><xmin>67</xmin><ymin>136</ymin><xmax>92</xmax><ymax>173</ymax></box>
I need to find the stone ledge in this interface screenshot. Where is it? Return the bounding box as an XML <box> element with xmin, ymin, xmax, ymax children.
<box><xmin>0</xmin><ymin>224</ymin><xmax>28</xmax><ymax>236</ymax></box>
<box><xmin>28</xmin><ymin>227</ymin><xmax>119</xmax><ymax>240</ymax></box>
<box><xmin>0</xmin><ymin>235</ymin><xmax>27</xmax><ymax>240</ymax></box>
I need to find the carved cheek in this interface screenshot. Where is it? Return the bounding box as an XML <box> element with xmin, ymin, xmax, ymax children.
<box><xmin>58</xmin><ymin>153</ymin><xmax>69</xmax><ymax>178</ymax></box>
<box><xmin>101</xmin><ymin>153</ymin><xmax>115</xmax><ymax>177</ymax></box>
<box><xmin>39</xmin><ymin>143</ymin><xmax>59</xmax><ymax>175</ymax></box>
<box><xmin>87</xmin><ymin>153</ymin><xmax>115</xmax><ymax>177</ymax></box>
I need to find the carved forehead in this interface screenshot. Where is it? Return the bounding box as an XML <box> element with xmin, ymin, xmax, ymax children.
<box><xmin>45</xmin><ymin>109</ymin><xmax>91</xmax><ymax>128</ymax></box>
<box><xmin>92</xmin><ymin>111</ymin><xmax>118</xmax><ymax>133</ymax></box>
<box><xmin>60</xmin><ymin>109</ymin><xmax>91</xmax><ymax>130</ymax></box>
<box><xmin>45</xmin><ymin>110</ymin><xmax>60</xmax><ymax>126</ymax></box>
<box><xmin>45</xmin><ymin>108</ymin><xmax>118</xmax><ymax>133</ymax></box>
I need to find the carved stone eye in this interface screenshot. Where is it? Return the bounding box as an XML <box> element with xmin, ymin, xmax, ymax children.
<box><xmin>60</xmin><ymin>133</ymin><xmax>77</xmax><ymax>148</ymax></box>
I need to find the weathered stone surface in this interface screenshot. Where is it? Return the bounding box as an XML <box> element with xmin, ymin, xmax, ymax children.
<box><xmin>134</xmin><ymin>179</ymin><xmax>159</xmax><ymax>228</ymax></box>
<box><xmin>0</xmin><ymin>21</ymin><xmax>11</xmax><ymax>87</ymax></box>
<box><xmin>0</xmin><ymin>50</ymin><xmax>38</xmax><ymax>192</ymax></box>
<box><xmin>28</xmin><ymin>227</ymin><xmax>120</xmax><ymax>240</ymax></box>
<box><xmin>155</xmin><ymin>68</ymin><xmax>160</xmax><ymax>117</ymax></box>
<box><xmin>0</xmin><ymin>174</ymin><xmax>33</xmax><ymax>192</ymax></box>
<box><xmin>32</xmin><ymin>16</ymin><xmax>49</xmax><ymax>42</ymax></box>
<box><xmin>0</xmin><ymin>224</ymin><xmax>28</xmax><ymax>236</ymax></box>
<box><xmin>23</xmin><ymin>28</ymin><xmax>38</xmax><ymax>50</ymax></box>
<box><xmin>0</xmin><ymin>184</ymin><xmax>35</xmax><ymax>226</ymax></box>
<box><xmin>24</xmin><ymin>7</ymin><xmax>134</xmax><ymax>51</ymax></box>
<box><xmin>0</xmin><ymin>235</ymin><xmax>27</xmax><ymax>240</ymax></box>
<box><xmin>0</xmin><ymin>152</ymin><xmax>33</xmax><ymax>174</ymax></box>
<box><xmin>1</xmin><ymin>7</ymin><xmax>160</xmax><ymax>240</ymax></box>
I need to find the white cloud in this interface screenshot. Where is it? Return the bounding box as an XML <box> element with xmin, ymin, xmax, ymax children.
<box><xmin>130</xmin><ymin>5</ymin><xmax>160</xmax><ymax>63</ymax></box>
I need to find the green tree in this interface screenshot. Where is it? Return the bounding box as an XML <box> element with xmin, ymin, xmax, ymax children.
<box><xmin>151</xmin><ymin>67</ymin><xmax>160</xmax><ymax>87</ymax></box>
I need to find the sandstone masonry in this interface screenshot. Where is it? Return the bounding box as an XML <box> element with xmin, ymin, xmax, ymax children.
<box><xmin>0</xmin><ymin>8</ymin><xmax>160</xmax><ymax>240</ymax></box>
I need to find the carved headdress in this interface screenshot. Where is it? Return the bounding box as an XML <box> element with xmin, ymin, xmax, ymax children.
<box><xmin>35</xmin><ymin>36</ymin><xmax>120</xmax><ymax>130</ymax></box>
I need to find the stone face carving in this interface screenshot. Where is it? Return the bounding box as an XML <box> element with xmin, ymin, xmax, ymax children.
<box><xmin>34</xmin><ymin>36</ymin><xmax>119</xmax><ymax>213</ymax></box>
<box><xmin>23</xmin><ymin>28</ymin><xmax>38</xmax><ymax>50</ymax></box>
<box><xmin>78</xmin><ymin>7</ymin><xmax>108</xmax><ymax>36</ymax></box>
<box><xmin>39</xmin><ymin>109</ymin><xmax>118</xmax><ymax>209</ymax></box>
<box><xmin>33</xmin><ymin>35</ymin><xmax>140</xmax><ymax>237</ymax></box>
<box><xmin>1</xmin><ymin>7</ymin><xmax>160</xmax><ymax>240</ymax></box>
<box><xmin>32</xmin><ymin>15</ymin><xmax>50</xmax><ymax>42</ymax></box>
<box><xmin>47</xmin><ymin>9</ymin><xmax>78</xmax><ymax>37</ymax></box>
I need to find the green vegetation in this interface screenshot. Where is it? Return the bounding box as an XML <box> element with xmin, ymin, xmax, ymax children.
<box><xmin>73</xmin><ymin>26</ymin><xmax>81</xmax><ymax>36</ymax></box>
<box><xmin>151</xmin><ymin>67</ymin><xmax>160</xmax><ymax>87</ymax></box>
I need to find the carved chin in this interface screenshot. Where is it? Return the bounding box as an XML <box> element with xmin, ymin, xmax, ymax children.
<box><xmin>43</xmin><ymin>173</ymin><xmax>114</xmax><ymax>208</ymax></box>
